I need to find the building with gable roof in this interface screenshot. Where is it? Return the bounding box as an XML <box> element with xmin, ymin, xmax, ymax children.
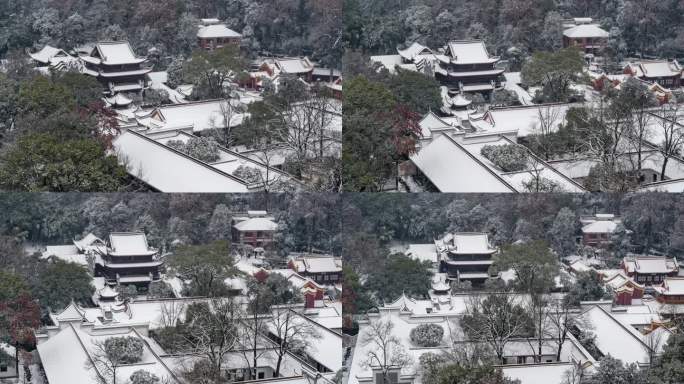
<box><xmin>409</xmin><ymin>132</ymin><xmax>586</xmax><ymax>193</ymax></box>
<box><xmin>654</xmin><ymin>277</ymin><xmax>684</xmax><ymax>304</ymax></box>
<box><xmin>275</xmin><ymin>58</ymin><xmax>315</xmax><ymax>82</ymax></box>
<box><xmin>197</xmin><ymin>18</ymin><xmax>242</xmax><ymax>50</ymax></box>
<box><xmin>580</xmin><ymin>213</ymin><xmax>622</xmax><ymax>247</ymax></box>
<box><xmin>79</xmin><ymin>41</ymin><xmax>152</xmax><ymax>95</ymax></box>
<box><xmin>602</xmin><ymin>270</ymin><xmax>645</xmax><ymax>305</ymax></box>
<box><xmin>623</xmin><ymin>255</ymin><xmax>679</xmax><ymax>285</ymax></box>
<box><xmin>288</xmin><ymin>254</ymin><xmax>342</xmax><ymax>285</ymax></box>
<box><xmin>28</xmin><ymin>45</ymin><xmax>79</xmax><ymax>71</ymax></box>
<box><xmin>232</xmin><ymin>210</ymin><xmax>279</xmax><ymax>248</ymax></box>
<box><xmin>562</xmin><ymin>18</ymin><xmax>609</xmax><ymax>55</ymax></box>
<box><xmin>624</xmin><ymin>60</ymin><xmax>683</xmax><ymax>88</ymax></box>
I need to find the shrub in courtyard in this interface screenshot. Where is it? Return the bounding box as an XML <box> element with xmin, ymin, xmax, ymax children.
<box><xmin>480</xmin><ymin>144</ymin><xmax>529</xmax><ymax>172</ymax></box>
<box><xmin>410</xmin><ymin>323</ymin><xmax>444</xmax><ymax>347</ymax></box>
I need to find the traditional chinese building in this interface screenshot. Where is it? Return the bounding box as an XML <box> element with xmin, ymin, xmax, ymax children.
<box><xmin>288</xmin><ymin>254</ymin><xmax>342</xmax><ymax>285</ymax></box>
<box><xmin>580</xmin><ymin>213</ymin><xmax>622</xmax><ymax>247</ymax></box>
<box><xmin>623</xmin><ymin>255</ymin><xmax>679</xmax><ymax>285</ymax></box>
<box><xmin>624</xmin><ymin>60</ymin><xmax>683</xmax><ymax>88</ymax></box>
<box><xmin>275</xmin><ymin>58</ymin><xmax>315</xmax><ymax>82</ymax></box>
<box><xmin>232</xmin><ymin>210</ymin><xmax>279</xmax><ymax>248</ymax></box>
<box><xmin>93</xmin><ymin>232</ymin><xmax>164</xmax><ymax>288</ymax></box>
<box><xmin>601</xmin><ymin>270</ymin><xmax>644</xmax><ymax>305</ymax></box>
<box><xmin>433</xmin><ymin>40</ymin><xmax>504</xmax><ymax>96</ymax></box>
<box><xmin>655</xmin><ymin>277</ymin><xmax>684</xmax><ymax>304</ymax></box>
<box><xmin>437</xmin><ymin>232</ymin><xmax>496</xmax><ymax>285</ymax></box>
<box><xmin>197</xmin><ymin>18</ymin><xmax>242</xmax><ymax>50</ymax></box>
<box><xmin>79</xmin><ymin>41</ymin><xmax>151</xmax><ymax>95</ymax></box>
<box><xmin>562</xmin><ymin>18</ymin><xmax>609</xmax><ymax>55</ymax></box>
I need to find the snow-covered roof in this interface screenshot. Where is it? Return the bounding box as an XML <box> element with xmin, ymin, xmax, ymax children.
<box><xmin>641</xmin><ymin>178</ymin><xmax>684</xmax><ymax>192</ymax></box>
<box><xmin>233</xmin><ymin>217</ymin><xmax>279</xmax><ymax>232</ymax></box>
<box><xmin>41</xmin><ymin>245</ymin><xmax>89</xmax><ymax>266</ymax></box>
<box><xmin>37</xmin><ymin>325</ymin><xmax>178</xmax><ymax>384</ymax></box>
<box><xmin>502</xmin><ymin>363</ymin><xmax>576</xmax><ymax>384</ymax></box>
<box><xmin>197</xmin><ymin>24</ymin><xmax>242</xmax><ymax>39</ymax></box>
<box><xmin>658</xmin><ymin>277</ymin><xmax>684</xmax><ymax>295</ymax></box>
<box><xmin>581</xmin><ymin>220</ymin><xmax>618</xmax><ymax>234</ymax></box>
<box><xmin>51</xmin><ymin>301</ymin><xmax>86</xmax><ymax>323</ymax></box>
<box><xmin>369</xmin><ymin>54</ymin><xmax>404</xmax><ymax>74</ymax></box>
<box><xmin>74</xmin><ymin>233</ymin><xmax>104</xmax><ymax>251</ymax></box>
<box><xmin>418</xmin><ymin>111</ymin><xmax>460</xmax><ymax>138</ymax></box>
<box><xmin>471</xmin><ymin>104</ymin><xmax>571</xmax><ymax>137</ymax></box>
<box><xmin>104</xmin><ymin>93</ymin><xmax>132</xmax><ymax>107</ymax></box>
<box><xmin>98</xmin><ymin>285</ymin><xmax>119</xmax><ymax>298</ymax></box>
<box><xmin>410</xmin><ymin>134</ymin><xmax>517</xmax><ymax>193</ymax></box>
<box><xmin>405</xmin><ymin>243</ymin><xmax>438</xmax><ymax>264</ymax></box>
<box><xmin>92</xmin><ymin>41</ymin><xmax>146</xmax><ymax>65</ymax></box>
<box><xmin>563</xmin><ymin>24</ymin><xmax>609</xmax><ymax>38</ymax></box>
<box><xmin>28</xmin><ymin>45</ymin><xmax>73</xmax><ymax>65</ymax></box>
<box><xmin>397</xmin><ymin>42</ymin><xmax>432</xmax><ymax>61</ymax></box>
<box><xmin>623</xmin><ymin>256</ymin><xmax>678</xmax><ymax>274</ymax></box>
<box><xmin>627</xmin><ymin>60</ymin><xmax>682</xmax><ymax>78</ymax></box>
<box><xmin>113</xmin><ymin>130</ymin><xmax>252</xmax><ymax>193</ymax></box>
<box><xmin>135</xmin><ymin>100</ymin><xmax>250</xmax><ymax>132</ymax></box>
<box><xmin>446</xmin><ymin>40</ymin><xmax>499</xmax><ymax>65</ymax></box>
<box><xmin>568</xmin><ymin>260</ymin><xmax>594</xmax><ymax>273</ymax></box>
<box><xmin>412</xmin><ymin>134</ymin><xmax>584</xmax><ymax>193</ymax></box>
<box><xmin>581</xmin><ymin>305</ymin><xmax>656</xmax><ymax>365</ymax></box>
<box><xmin>292</xmin><ymin>256</ymin><xmax>341</xmax><ymax>274</ymax></box>
<box><xmin>276</xmin><ymin>58</ymin><xmax>314</xmax><ymax>74</ymax></box>
<box><xmin>284</xmin><ymin>310</ymin><xmax>342</xmax><ymax>371</ymax></box>
<box><xmin>451</xmin><ymin>233</ymin><xmax>495</xmax><ymax>254</ymax></box>
<box><xmin>108</xmin><ymin>233</ymin><xmax>156</xmax><ymax>256</ymax></box>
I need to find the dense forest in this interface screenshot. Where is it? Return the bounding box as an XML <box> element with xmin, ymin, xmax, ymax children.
<box><xmin>344</xmin><ymin>0</ymin><xmax>684</xmax><ymax>59</ymax></box>
<box><xmin>0</xmin><ymin>0</ymin><xmax>343</xmax><ymax>67</ymax></box>
<box><xmin>0</xmin><ymin>193</ymin><xmax>342</xmax><ymax>255</ymax></box>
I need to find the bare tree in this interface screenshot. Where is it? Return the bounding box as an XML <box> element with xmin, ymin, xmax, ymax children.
<box><xmin>578</xmin><ymin>96</ymin><xmax>638</xmax><ymax>191</ymax></box>
<box><xmin>544</xmin><ymin>298</ymin><xmax>580</xmax><ymax>361</ymax></box>
<box><xmin>85</xmin><ymin>340</ymin><xmax>120</xmax><ymax>384</ymax></box>
<box><xmin>240</xmin><ymin>283</ymin><xmax>271</xmax><ymax>380</ymax></box>
<box><xmin>268</xmin><ymin>306</ymin><xmax>322</xmax><ymax>377</ymax></box>
<box><xmin>361</xmin><ymin>317</ymin><xmax>412</xmax><ymax>382</ymax></box>
<box><xmin>159</xmin><ymin>300</ymin><xmax>186</xmax><ymax>329</ymax></box>
<box><xmin>267</xmin><ymin>89</ymin><xmax>335</xmax><ymax>179</ymax></box>
<box><xmin>644</xmin><ymin>329</ymin><xmax>666</xmax><ymax>365</ymax></box>
<box><xmin>654</xmin><ymin>102</ymin><xmax>684</xmax><ymax>180</ymax></box>
<box><xmin>525</xmin><ymin>294</ymin><xmax>551</xmax><ymax>363</ymax></box>
<box><xmin>531</xmin><ymin>105</ymin><xmax>563</xmax><ymax>160</ymax></box>
<box><xmin>208</xmin><ymin>95</ymin><xmax>245</xmax><ymax>147</ymax></box>
<box><xmin>180</xmin><ymin>298</ymin><xmax>241</xmax><ymax>383</ymax></box>
<box><xmin>560</xmin><ymin>360</ymin><xmax>588</xmax><ymax>384</ymax></box>
<box><xmin>86</xmin><ymin>337</ymin><xmax>144</xmax><ymax>384</ymax></box>
<box><xmin>460</xmin><ymin>294</ymin><xmax>531</xmax><ymax>364</ymax></box>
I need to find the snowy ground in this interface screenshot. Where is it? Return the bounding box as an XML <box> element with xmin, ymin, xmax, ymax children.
<box><xmin>503</xmin><ymin>72</ymin><xmax>533</xmax><ymax>105</ymax></box>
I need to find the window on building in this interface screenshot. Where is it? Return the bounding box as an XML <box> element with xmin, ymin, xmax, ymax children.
<box><xmin>517</xmin><ymin>356</ymin><xmax>526</xmax><ymax>364</ymax></box>
<box><xmin>258</xmin><ymin>372</ymin><xmax>265</xmax><ymax>379</ymax></box>
<box><xmin>0</xmin><ymin>365</ymin><xmax>7</xmax><ymax>372</ymax></box>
